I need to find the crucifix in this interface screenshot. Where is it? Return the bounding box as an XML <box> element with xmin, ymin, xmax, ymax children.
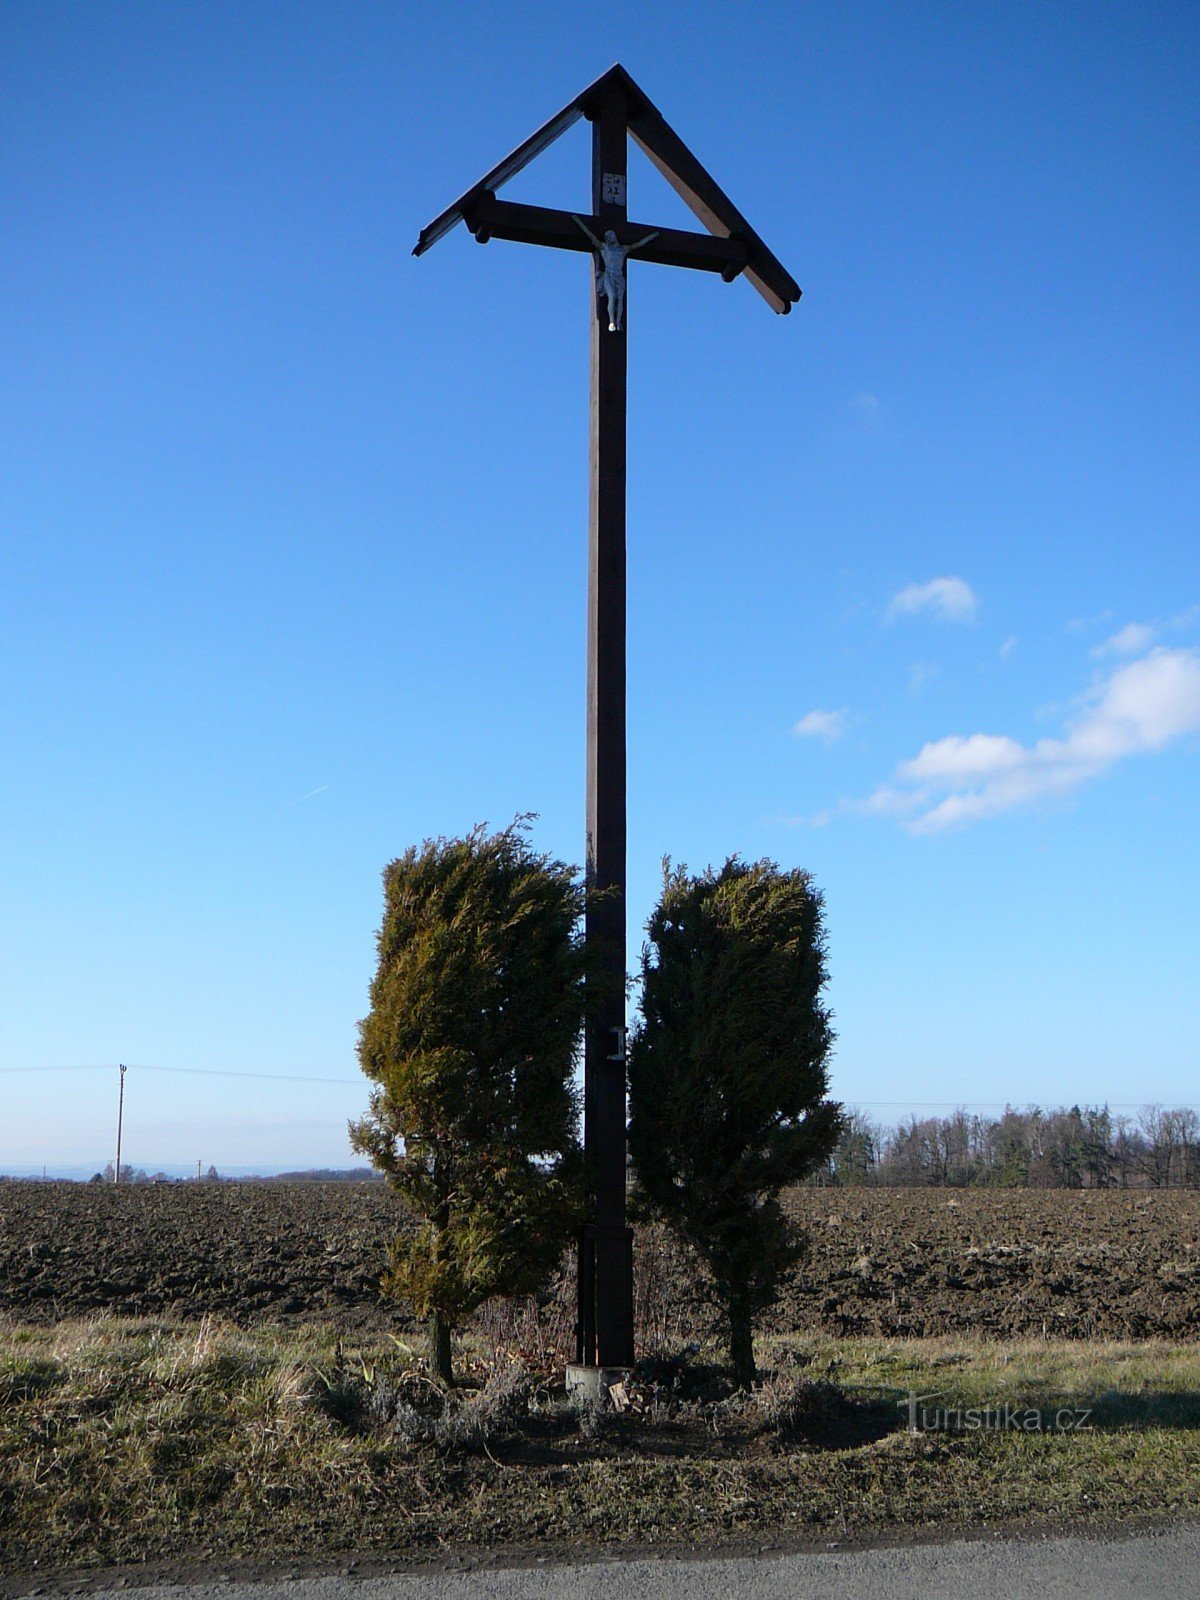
<box><xmin>415</xmin><ymin>64</ymin><xmax>800</xmax><ymax>1377</ymax></box>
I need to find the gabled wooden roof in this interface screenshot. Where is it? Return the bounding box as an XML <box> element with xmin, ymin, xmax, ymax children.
<box><xmin>414</xmin><ymin>63</ymin><xmax>800</xmax><ymax>315</ymax></box>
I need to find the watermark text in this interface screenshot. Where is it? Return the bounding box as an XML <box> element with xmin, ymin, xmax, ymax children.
<box><xmin>899</xmin><ymin>1390</ymin><xmax>1092</xmax><ymax>1434</ymax></box>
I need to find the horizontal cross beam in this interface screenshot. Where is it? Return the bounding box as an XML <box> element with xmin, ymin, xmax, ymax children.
<box><xmin>462</xmin><ymin>193</ymin><xmax>750</xmax><ymax>280</ymax></box>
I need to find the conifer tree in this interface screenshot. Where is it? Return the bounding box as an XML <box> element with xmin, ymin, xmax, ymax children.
<box><xmin>351</xmin><ymin>819</ymin><xmax>586</xmax><ymax>1383</ymax></box>
<box><xmin>628</xmin><ymin>856</ymin><xmax>841</xmax><ymax>1386</ymax></box>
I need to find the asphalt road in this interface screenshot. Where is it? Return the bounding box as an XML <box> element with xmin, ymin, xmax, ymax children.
<box><xmin>29</xmin><ymin>1525</ymin><xmax>1200</xmax><ymax>1600</ymax></box>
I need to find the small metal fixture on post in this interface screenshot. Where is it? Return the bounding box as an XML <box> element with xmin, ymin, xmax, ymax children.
<box><xmin>114</xmin><ymin>1062</ymin><xmax>127</xmax><ymax>1185</ymax></box>
<box><xmin>414</xmin><ymin>64</ymin><xmax>799</xmax><ymax>1385</ymax></box>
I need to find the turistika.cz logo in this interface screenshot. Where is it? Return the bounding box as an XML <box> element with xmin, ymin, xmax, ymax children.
<box><xmin>899</xmin><ymin>1390</ymin><xmax>1093</xmax><ymax>1434</ymax></box>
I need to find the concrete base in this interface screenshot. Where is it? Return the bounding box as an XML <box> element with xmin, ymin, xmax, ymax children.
<box><xmin>565</xmin><ymin>1364</ymin><xmax>631</xmax><ymax>1404</ymax></box>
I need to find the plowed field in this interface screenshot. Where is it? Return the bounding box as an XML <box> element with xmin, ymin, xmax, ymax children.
<box><xmin>1</xmin><ymin>1181</ymin><xmax>1198</xmax><ymax>1340</ymax></box>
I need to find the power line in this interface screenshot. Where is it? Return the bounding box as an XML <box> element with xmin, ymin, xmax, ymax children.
<box><xmin>129</xmin><ymin>1064</ymin><xmax>360</xmax><ymax>1086</ymax></box>
<box><xmin>0</xmin><ymin>1065</ymin><xmax>115</xmax><ymax>1073</ymax></box>
<box><xmin>0</xmin><ymin>1062</ymin><xmax>360</xmax><ymax>1086</ymax></box>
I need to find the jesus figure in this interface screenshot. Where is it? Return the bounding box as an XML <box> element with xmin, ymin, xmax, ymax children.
<box><xmin>573</xmin><ymin>217</ymin><xmax>660</xmax><ymax>332</ymax></box>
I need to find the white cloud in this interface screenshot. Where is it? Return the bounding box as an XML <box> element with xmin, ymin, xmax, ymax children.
<box><xmin>886</xmin><ymin>576</ymin><xmax>978</xmax><ymax>623</ymax></box>
<box><xmin>899</xmin><ymin>733</ymin><xmax>1027</xmax><ymax>786</ymax></box>
<box><xmin>793</xmin><ymin>708</ymin><xmax>849</xmax><ymax>742</ymax></box>
<box><xmin>999</xmin><ymin>635</ymin><xmax>1018</xmax><ymax>659</ymax></box>
<box><xmin>1092</xmin><ymin>610</ymin><xmax>1198</xmax><ymax>657</ymax></box>
<box><xmin>863</xmin><ymin>646</ymin><xmax>1200</xmax><ymax>833</ymax></box>
<box><xmin>1092</xmin><ymin>622</ymin><xmax>1157</xmax><ymax>657</ymax></box>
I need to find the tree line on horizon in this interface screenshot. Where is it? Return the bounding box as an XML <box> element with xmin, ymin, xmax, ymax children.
<box><xmin>817</xmin><ymin>1102</ymin><xmax>1200</xmax><ymax>1189</ymax></box>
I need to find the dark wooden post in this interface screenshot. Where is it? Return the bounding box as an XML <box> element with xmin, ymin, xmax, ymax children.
<box><xmin>413</xmin><ymin>62</ymin><xmax>800</xmax><ymax>1382</ymax></box>
<box><xmin>579</xmin><ymin>74</ymin><xmax>635</xmax><ymax>1370</ymax></box>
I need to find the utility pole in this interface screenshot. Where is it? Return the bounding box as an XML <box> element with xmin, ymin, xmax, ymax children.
<box><xmin>114</xmin><ymin>1062</ymin><xmax>127</xmax><ymax>1184</ymax></box>
<box><xmin>414</xmin><ymin>64</ymin><xmax>799</xmax><ymax>1382</ymax></box>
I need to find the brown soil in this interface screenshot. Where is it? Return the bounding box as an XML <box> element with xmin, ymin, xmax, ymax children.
<box><xmin>0</xmin><ymin>1182</ymin><xmax>398</xmax><ymax>1329</ymax></box>
<box><xmin>775</xmin><ymin>1187</ymin><xmax>1200</xmax><ymax>1341</ymax></box>
<box><xmin>1</xmin><ymin>1182</ymin><xmax>1198</xmax><ymax>1340</ymax></box>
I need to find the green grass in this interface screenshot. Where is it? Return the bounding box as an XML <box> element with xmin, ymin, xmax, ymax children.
<box><xmin>776</xmin><ymin>1332</ymin><xmax>1200</xmax><ymax>1430</ymax></box>
<box><xmin>2</xmin><ymin>1316</ymin><xmax>1198</xmax><ymax>1577</ymax></box>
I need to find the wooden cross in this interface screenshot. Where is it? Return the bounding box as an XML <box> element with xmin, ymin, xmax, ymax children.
<box><xmin>415</xmin><ymin>63</ymin><xmax>800</xmax><ymax>1373</ymax></box>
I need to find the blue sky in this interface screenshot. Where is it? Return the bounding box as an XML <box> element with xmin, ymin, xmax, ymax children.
<box><xmin>3</xmin><ymin>1</ymin><xmax>1198</xmax><ymax>1174</ymax></box>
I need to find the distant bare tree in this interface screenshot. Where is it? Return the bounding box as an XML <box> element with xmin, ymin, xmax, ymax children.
<box><xmin>1139</xmin><ymin>1106</ymin><xmax>1176</xmax><ymax>1189</ymax></box>
<box><xmin>1110</xmin><ymin>1114</ymin><xmax>1142</xmax><ymax>1189</ymax></box>
<box><xmin>942</xmin><ymin>1107</ymin><xmax>981</xmax><ymax>1185</ymax></box>
<box><xmin>880</xmin><ymin>1116</ymin><xmax>942</xmax><ymax>1185</ymax></box>
<box><xmin>1174</xmin><ymin>1108</ymin><xmax>1200</xmax><ymax>1188</ymax></box>
<box><xmin>1080</xmin><ymin>1106</ymin><xmax>1116</xmax><ymax>1188</ymax></box>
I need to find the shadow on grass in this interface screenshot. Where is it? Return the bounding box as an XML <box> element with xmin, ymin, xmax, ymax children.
<box><xmin>1088</xmin><ymin>1389</ymin><xmax>1200</xmax><ymax>1430</ymax></box>
<box><xmin>780</xmin><ymin>1395</ymin><xmax>899</xmax><ymax>1451</ymax></box>
<box><xmin>0</xmin><ymin>1357</ymin><xmax>65</xmax><ymax>1404</ymax></box>
<box><xmin>872</xmin><ymin>1385</ymin><xmax>1200</xmax><ymax>1433</ymax></box>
